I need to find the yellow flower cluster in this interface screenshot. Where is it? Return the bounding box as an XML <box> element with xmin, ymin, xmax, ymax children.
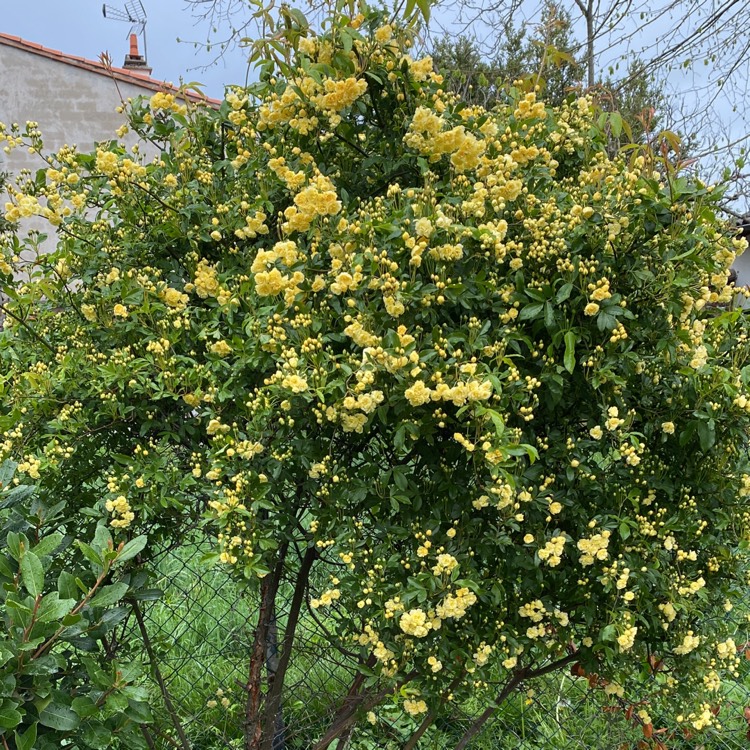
<box><xmin>537</xmin><ymin>535</ymin><xmax>566</xmax><ymax>567</ymax></box>
<box><xmin>343</xmin><ymin>320</ymin><xmax>381</xmax><ymax>348</ymax></box>
<box><xmin>514</xmin><ymin>92</ymin><xmax>546</xmax><ymax>120</ymax></box>
<box><xmin>311</xmin><ymin>588</ymin><xmax>341</xmax><ymax>609</ymax></box>
<box><xmin>210</xmin><ymin>340</ymin><xmax>232</xmax><ymax>357</ymax></box>
<box><xmin>282</xmin><ymin>175</ymin><xmax>341</xmax><ymax>234</ymax></box>
<box><xmin>617</xmin><ymin>625</ymin><xmax>637</xmax><ymax>651</ymax></box>
<box><xmin>716</xmin><ymin>638</ymin><xmax>737</xmax><ymax>660</ymax></box>
<box><xmin>689</xmin><ymin>344</ymin><xmax>708</xmax><ymax>370</ymax></box>
<box><xmin>519</xmin><ymin>600</ymin><xmax>546</xmax><ymax>622</ymax></box>
<box><xmin>473</xmin><ymin>642</ymin><xmax>493</xmax><ymax>666</ymax></box>
<box><xmin>405</xmin><ymin>107</ymin><xmax>486</xmax><ymax>173</ymax></box>
<box><xmin>673</xmin><ymin>631</ymin><xmax>700</xmax><ymax>655</ymax></box>
<box><xmin>312</xmin><ymin>77</ymin><xmax>368</xmax><ymax>116</ymax></box>
<box><xmin>161</xmin><ymin>286</ymin><xmax>189</xmax><ymax>310</ymax></box>
<box><xmin>435</xmin><ymin>587</ymin><xmax>477</xmax><ymax>620</ymax></box>
<box><xmin>193</xmin><ymin>260</ymin><xmax>221</xmax><ymax>299</ymax></box>
<box><xmin>235</xmin><ymin>210</ymin><xmax>269</xmax><ymax>240</ymax></box>
<box><xmin>577</xmin><ymin>529</ymin><xmax>611</xmax><ymax>566</ymax></box>
<box><xmin>150</xmin><ymin>91</ymin><xmax>187</xmax><ymax>115</ymax></box>
<box><xmin>95</xmin><ymin>149</ymin><xmax>119</xmax><ymax>176</ymax></box>
<box><xmin>251</xmin><ymin>240</ymin><xmax>306</xmax><ymax>302</ymax></box>
<box><xmin>399</xmin><ymin>608</ymin><xmax>433</xmax><ymax>638</ymax></box>
<box><xmin>432</xmin><ymin>553</ymin><xmax>458</xmax><ymax>576</ymax></box>
<box><xmin>605</xmin><ymin>406</ymin><xmax>624</xmax><ymax>431</ymax></box>
<box><xmin>403</xmin><ymin>698</ymin><xmax>428</xmax><ymax>716</ymax></box>
<box><xmin>259</xmin><ymin>74</ymin><xmax>367</xmax><ymax>133</ymax></box>
<box><xmin>404</xmin><ymin>379</ymin><xmax>493</xmax><ymax>407</ymax></box>
<box><xmin>105</xmin><ymin>495</ymin><xmax>134</xmax><ymax>529</ymax></box>
<box><xmin>281</xmin><ymin>374</ymin><xmax>308</xmax><ymax>393</ymax></box>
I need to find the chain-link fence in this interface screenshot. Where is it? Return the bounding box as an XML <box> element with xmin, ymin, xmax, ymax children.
<box><xmin>130</xmin><ymin>534</ymin><xmax>750</xmax><ymax>750</ymax></box>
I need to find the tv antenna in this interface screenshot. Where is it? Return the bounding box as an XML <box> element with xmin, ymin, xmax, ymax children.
<box><xmin>102</xmin><ymin>1</ymin><xmax>148</xmax><ymax>63</ymax></box>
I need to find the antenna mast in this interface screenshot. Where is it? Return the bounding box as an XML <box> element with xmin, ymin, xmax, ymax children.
<box><xmin>102</xmin><ymin>0</ymin><xmax>148</xmax><ymax>64</ymax></box>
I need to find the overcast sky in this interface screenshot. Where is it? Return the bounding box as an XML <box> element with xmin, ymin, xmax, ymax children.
<box><xmin>5</xmin><ymin>0</ymin><xmax>750</xmax><ymax>209</ymax></box>
<box><xmin>3</xmin><ymin>1</ymin><xmax>252</xmax><ymax>99</ymax></box>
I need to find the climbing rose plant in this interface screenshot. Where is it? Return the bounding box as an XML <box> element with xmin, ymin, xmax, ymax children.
<box><xmin>2</xmin><ymin>5</ymin><xmax>750</xmax><ymax>747</ymax></box>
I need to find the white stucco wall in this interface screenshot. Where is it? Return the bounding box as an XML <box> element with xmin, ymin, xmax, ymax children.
<box><xmin>733</xmin><ymin>244</ymin><xmax>750</xmax><ymax>286</ymax></box>
<box><xmin>0</xmin><ymin>44</ymin><xmax>160</xmax><ymax>176</ymax></box>
<box><xmin>0</xmin><ymin>43</ymin><xmax>180</xmax><ymax>277</ymax></box>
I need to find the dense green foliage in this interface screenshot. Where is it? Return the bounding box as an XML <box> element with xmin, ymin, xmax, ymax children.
<box><xmin>1</xmin><ymin>4</ymin><xmax>750</xmax><ymax>747</ymax></box>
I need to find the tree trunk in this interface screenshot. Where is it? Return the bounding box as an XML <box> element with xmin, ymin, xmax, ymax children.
<box><xmin>244</xmin><ymin>550</ymin><xmax>286</xmax><ymax>750</ymax></box>
<box><xmin>259</xmin><ymin>545</ymin><xmax>317</xmax><ymax>750</ymax></box>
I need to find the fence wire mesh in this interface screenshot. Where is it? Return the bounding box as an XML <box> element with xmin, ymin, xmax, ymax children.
<box><xmin>132</xmin><ymin>534</ymin><xmax>750</xmax><ymax>750</ymax></box>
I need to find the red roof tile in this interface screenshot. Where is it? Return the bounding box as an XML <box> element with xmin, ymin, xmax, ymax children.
<box><xmin>0</xmin><ymin>32</ymin><xmax>222</xmax><ymax>107</ymax></box>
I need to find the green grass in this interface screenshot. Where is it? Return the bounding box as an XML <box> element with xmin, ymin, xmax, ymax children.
<box><xmin>131</xmin><ymin>544</ymin><xmax>750</xmax><ymax>750</ymax></box>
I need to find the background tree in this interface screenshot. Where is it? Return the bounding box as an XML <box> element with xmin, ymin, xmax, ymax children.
<box><xmin>183</xmin><ymin>0</ymin><xmax>750</xmax><ymax>209</ymax></box>
<box><xmin>431</xmin><ymin>1</ymin><xmax>582</xmax><ymax>108</ymax></box>
<box><xmin>430</xmin><ymin>1</ymin><xmax>665</xmax><ymax>155</ymax></box>
<box><xmin>444</xmin><ymin>0</ymin><xmax>750</xmax><ymax>206</ymax></box>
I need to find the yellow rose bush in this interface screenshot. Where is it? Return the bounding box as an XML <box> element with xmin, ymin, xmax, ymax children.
<box><xmin>2</xmin><ymin>5</ymin><xmax>750</xmax><ymax>748</ymax></box>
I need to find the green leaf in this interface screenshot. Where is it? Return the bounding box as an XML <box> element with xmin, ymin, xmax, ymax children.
<box><xmin>563</xmin><ymin>331</ymin><xmax>577</xmax><ymax>373</ymax></box>
<box><xmin>39</xmin><ymin>701</ymin><xmax>80</xmax><ymax>731</ymax></box>
<box><xmin>116</xmin><ymin>535</ymin><xmax>148</xmax><ymax>564</ymax></box>
<box><xmin>600</xmin><ymin>624</ymin><xmax>616</xmax><ymax>642</ymax></box>
<box><xmin>93</xmin><ymin>525</ymin><xmax>112</xmax><ymax>556</ymax></box>
<box><xmin>609</xmin><ymin>112</ymin><xmax>623</xmax><ymax>138</ymax></box>
<box><xmin>33</xmin><ymin>533</ymin><xmax>64</xmax><ymax>558</ymax></box>
<box><xmin>0</xmin><ymin>460</ymin><xmax>17</xmax><ymax>489</ymax></box>
<box><xmin>14</xmin><ymin>722</ymin><xmax>37</xmax><ymax>750</ymax></box>
<box><xmin>37</xmin><ymin>593</ymin><xmax>76</xmax><ymax>624</ymax></box>
<box><xmin>555</xmin><ymin>282</ymin><xmax>573</xmax><ymax>303</ymax></box>
<box><xmin>392</xmin><ymin>468</ymin><xmax>408</xmax><ymax>491</ymax></box>
<box><xmin>82</xmin><ymin>724</ymin><xmax>114</xmax><ymax>749</ymax></box>
<box><xmin>597</xmin><ymin>311</ymin><xmax>617</xmax><ymax>331</ymax></box>
<box><xmin>0</xmin><ymin>484</ymin><xmax>35</xmax><ymax>509</ymax></box>
<box><xmin>697</xmin><ymin>419</ymin><xmax>716</xmax><ymax>451</ymax></box>
<box><xmin>0</xmin><ymin>702</ymin><xmax>22</xmax><ymax>730</ymax></box>
<box><xmin>20</xmin><ymin>552</ymin><xmax>44</xmax><ymax>598</ymax></box>
<box><xmin>76</xmin><ymin>541</ymin><xmax>103</xmax><ymax>568</ymax></box>
<box><xmin>58</xmin><ymin>571</ymin><xmax>79</xmax><ymax>600</ymax></box>
<box><xmin>97</xmin><ymin>607</ymin><xmax>129</xmax><ymax>631</ymax></box>
<box><xmin>125</xmin><ymin>699</ymin><xmax>153</xmax><ymax>724</ymax></box>
<box><xmin>484</xmin><ymin>408</ymin><xmax>505</xmax><ymax>436</ymax></box>
<box><xmin>89</xmin><ymin>582</ymin><xmax>129</xmax><ymax>608</ymax></box>
<box><xmin>6</xmin><ymin>532</ymin><xmax>22</xmax><ymax>561</ymax></box>
<box><xmin>71</xmin><ymin>697</ymin><xmax>98</xmax><ymax>719</ymax></box>
<box><xmin>415</xmin><ymin>0</ymin><xmax>432</xmax><ymax>22</ymax></box>
<box><xmin>544</xmin><ymin>301</ymin><xmax>555</xmax><ymax>329</ymax></box>
<box><xmin>130</xmin><ymin>588</ymin><xmax>163</xmax><ymax>602</ymax></box>
<box><xmin>518</xmin><ymin>302</ymin><xmax>544</xmax><ymax>321</ymax></box>
<box><xmin>393</xmin><ymin>424</ymin><xmax>406</xmax><ymax>451</ymax></box>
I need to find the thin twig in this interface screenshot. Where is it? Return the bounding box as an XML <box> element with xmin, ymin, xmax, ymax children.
<box><xmin>0</xmin><ymin>301</ymin><xmax>55</xmax><ymax>353</ymax></box>
<box><xmin>139</xmin><ymin>726</ymin><xmax>157</xmax><ymax>750</ymax></box>
<box><xmin>403</xmin><ymin>673</ymin><xmax>466</xmax><ymax>750</ymax></box>
<box><xmin>132</xmin><ymin>599</ymin><xmax>192</xmax><ymax>750</ymax></box>
<box><xmin>453</xmin><ymin>653</ymin><xmax>578</xmax><ymax>750</ymax></box>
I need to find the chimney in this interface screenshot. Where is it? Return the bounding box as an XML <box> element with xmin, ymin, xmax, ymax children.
<box><xmin>122</xmin><ymin>33</ymin><xmax>151</xmax><ymax>75</ymax></box>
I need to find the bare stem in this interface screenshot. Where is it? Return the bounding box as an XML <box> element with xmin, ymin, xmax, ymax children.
<box><xmin>132</xmin><ymin>599</ymin><xmax>192</xmax><ymax>750</ymax></box>
<box><xmin>259</xmin><ymin>545</ymin><xmax>318</xmax><ymax>750</ymax></box>
<box><xmin>453</xmin><ymin>653</ymin><xmax>577</xmax><ymax>750</ymax></box>
<box><xmin>0</xmin><ymin>301</ymin><xmax>55</xmax><ymax>353</ymax></box>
